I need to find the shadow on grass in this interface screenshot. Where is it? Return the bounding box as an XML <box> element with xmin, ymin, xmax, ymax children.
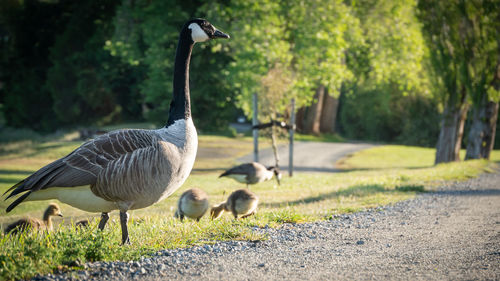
<box><xmin>262</xmin><ymin>184</ymin><xmax>425</xmax><ymax>208</ymax></box>
<box><xmin>432</xmin><ymin>189</ymin><xmax>500</xmax><ymax>196</ymax></box>
<box><xmin>336</xmin><ymin>165</ymin><xmax>435</xmax><ymax>173</ymax></box>
<box><xmin>0</xmin><ymin>178</ymin><xmax>22</xmax><ymax>185</ymax></box>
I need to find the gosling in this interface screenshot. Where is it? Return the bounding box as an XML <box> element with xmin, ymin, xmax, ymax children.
<box><xmin>4</xmin><ymin>203</ymin><xmax>63</xmax><ymax>234</ymax></box>
<box><xmin>211</xmin><ymin>189</ymin><xmax>258</xmax><ymax>220</ymax></box>
<box><xmin>75</xmin><ymin>219</ymin><xmax>90</xmax><ymax>229</ymax></box>
<box><xmin>174</xmin><ymin>188</ymin><xmax>209</xmax><ymax>222</ymax></box>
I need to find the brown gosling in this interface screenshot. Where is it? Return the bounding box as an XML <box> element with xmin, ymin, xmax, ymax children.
<box><xmin>174</xmin><ymin>188</ymin><xmax>209</xmax><ymax>222</ymax></box>
<box><xmin>4</xmin><ymin>203</ymin><xmax>63</xmax><ymax>234</ymax></box>
<box><xmin>210</xmin><ymin>189</ymin><xmax>258</xmax><ymax>220</ymax></box>
<box><xmin>75</xmin><ymin>219</ymin><xmax>90</xmax><ymax>229</ymax></box>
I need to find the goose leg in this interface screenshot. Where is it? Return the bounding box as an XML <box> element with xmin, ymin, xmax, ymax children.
<box><xmin>241</xmin><ymin>212</ymin><xmax>255</xmax><ymax>219</ymax></box>
<box><xmin>98</xmin><ymin>212</ymin><xmax>109</xmax><ymax>230</ymax></box>
<box><xmin>120</xmin><ymin>211</ymin><xmax>130</xmax><ymax>245</ymax></box>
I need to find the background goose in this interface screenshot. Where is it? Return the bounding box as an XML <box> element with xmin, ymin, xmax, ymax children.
<box><xmin>4</xmin><ymin>203</ymin><xmax>63</xmax><ymax>234</ymax></box>
<box><xmin>210</xmin><ymin>189</ymin><xmax>258</xmax><ymax>219</ymax></box>
<box><xmin>3</xmin><ymin>19</ymin><xmax>229</xmax><ymax>244</ymax></box>
<box><xmin>174</xmin><ymin>188</ymin><xmax>209</xmax><ymax>222</ymax></box>
<box><xmin>219</xmin><ymin>162</ymin><xmax>281</xmax><ymax>187</ymax></box>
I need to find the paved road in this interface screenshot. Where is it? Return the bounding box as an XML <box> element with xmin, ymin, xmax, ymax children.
<box><xmin>45</xmin><ymin>170</ymin><xmax>500</xmax><ymax>281</ymax></box>
<box><xmin>238</xmin><ymin>141</ymin><xmax>374</xmax><ymax>172</ymax></box>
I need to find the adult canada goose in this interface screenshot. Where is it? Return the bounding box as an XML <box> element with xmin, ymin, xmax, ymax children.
<box><xmin>210</xmin><ymin>189</ymin><xmax>258</xmax><ymax>219</ymax></box>
<box><xmin>3</xmin><ymin>19</ymin><xmax>229</xmax><ymax>244</ymax></box>
<box><xmin>174</xmin><ymin>188</ymin><xmax>209</xmax><ymax>222</ymax></box>
<box><xmin>4</xmin><ymin>203</ymin><xmax>63</xmax><ymax>234</ymax></box>
<box><xmin>219</xmin><ymin>162</ymin><xmax>281</xmax><ymax>187</ymax></box>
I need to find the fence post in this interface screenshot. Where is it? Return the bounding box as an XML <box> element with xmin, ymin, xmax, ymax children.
<box><xmin>289</xmin><ymin>98</ymin><xmax>295</xmax><ymax>176</ymax></box>
<box><xmin>253</xmin><ymin>93</ymin><xmax>259</xmax><ymax>162</ymax></box>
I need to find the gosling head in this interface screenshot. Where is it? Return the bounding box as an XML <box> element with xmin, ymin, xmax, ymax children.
<box><xmin>210</xmin><ymin>203</ymin><xmax>226</xmax><ymax>220</ymax></box>
<box><xmin>186</xmin><ymin>18</ymin><xmax>230</xmax><ymax>43</ymax></box>
<box><xmin>46</xmin><ymin>203</ymin><xmax>63</xmax><ymax>217</ymax></box>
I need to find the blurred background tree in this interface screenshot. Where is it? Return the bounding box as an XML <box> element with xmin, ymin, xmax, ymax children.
<box><xmin>418</xmin><ymin>0</ymin><xmax>500</xmax><ymax>163</ymax></box>
<box><xmin>0</xmin><ymin>0</ymin><xmax>498</xmax><ymax>160</ymax></box>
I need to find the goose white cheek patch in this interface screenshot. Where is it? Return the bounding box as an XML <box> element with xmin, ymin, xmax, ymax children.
<box><xmin>188</xmin><ymin>23</ymin><xmax>209</xmax><ymax>42</ymax></box>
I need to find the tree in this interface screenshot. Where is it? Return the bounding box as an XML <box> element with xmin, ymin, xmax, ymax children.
<box><xmin>45</xmin><ymin>0</ymin><xmax>130</xmax><ymax>127</ymax></box>
<box><xmin>419</xmin><ymin>0</ymin><xmax>499</xmax><ymax>162</ymax></box>
<box><xmin>0</xmin><ymin>0</ymin><xmax>66</xmax><ymax>131</ymax></box>
<box><xmin>461</xmin><ymin>0</ymin><xmax>500</xmax><ymax>160</ymax></box>
<box><xmin>418</xmin><ymin>0</ymin><xmax>471</xmax><ymax>163</ymax></box>
<box><xmin>339</xmin><ymin>0</ymin><xmax>437</xmax><ymax>144</ymax></box>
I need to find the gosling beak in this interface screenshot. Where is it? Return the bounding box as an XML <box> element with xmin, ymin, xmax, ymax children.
<box><xmin>213</xmin><ymin>29</ymin><xmax>230</xmax><ymax>39</ymax></box>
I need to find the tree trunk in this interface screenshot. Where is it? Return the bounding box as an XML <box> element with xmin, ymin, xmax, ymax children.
<box><xmin>466</xmin><ymin>59</ymin><xmax>500</xmax><ymax>160</ymax></box>
<box><xmin>319</xmin><ymin>88</ymin><xmax>339</xmax><ymax>134</ymax></box>
<box><xmin>465</xmin><ymin>97</ymin><xmax>499</xmax><ymax>160</ymax></box>
<box><xmin>302</xmin><ymin>84</ymin><xmax>325</xmax><ymax>135</ymax></box>
<box><xmin>481</xmin><ymin>101</ymin><xmax>498</xmax><ymax>159</ymax></box>
<box><xmin>295</xmin><ymin>107</ymin><xmax>305</xmax><ymax>132</ymax></box>
<box><xmin>435</xmin><ymin>89</ymin><xmax>468</xmax><ymax>164</ymax></box>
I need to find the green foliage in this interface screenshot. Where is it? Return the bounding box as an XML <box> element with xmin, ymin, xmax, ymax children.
<box><xmin>45</xmin><ymin>0</ymin><xmax>142</xmax><ymax>127</ymax></box>
<box><xmin>288</xmin><ymin>0</ymin><xmax>356</xmax><ymax>101</ymax></box>
<box><xmin>0</xmin><ymin>0</ymin><xmax>65</xmax><ymax>131</ymax></box>
<box><xmin>339</xmin><ymin>85</ymin><xmax>441</xmax><ymax>146</ymax></box>
<box><xmin>417</xmin><ymin>0</ymin><xmax>499</xmax><ymax>105</ymax></box>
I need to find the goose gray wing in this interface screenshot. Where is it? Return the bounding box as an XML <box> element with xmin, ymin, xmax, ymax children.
<box><xmin>4</xmin><ymin>129</ymin><xmax>156</xmax><ymax>210</ymax></box>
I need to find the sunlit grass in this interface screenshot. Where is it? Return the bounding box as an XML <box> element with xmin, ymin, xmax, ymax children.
<box><xmin>0</xmin><ymin>132</ymin><xmax>498</xmax><ymax>280</ymax></box>
<box><xmin>337</xmin><ymin>145</ymin><xmax>474</xmax><ymax>169</ymax></box>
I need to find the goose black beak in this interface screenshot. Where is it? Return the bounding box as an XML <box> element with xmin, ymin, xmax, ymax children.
<box><xmin>213</xmin><ymin>29</ymin><xmax>230</xmax><ymax>39</ymax></box>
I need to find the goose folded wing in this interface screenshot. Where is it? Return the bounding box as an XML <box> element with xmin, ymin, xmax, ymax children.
<box><xmin>221</xmin><ymin>163</ymin><xmax>255</xmax><ymax>176</ymax></box>
<box><xmin>5</xmin><ymin>129</ymin><xmax>156</xmax><ymax>198</ymax></box>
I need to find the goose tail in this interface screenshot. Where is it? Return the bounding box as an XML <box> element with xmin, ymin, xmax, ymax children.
<box><xmin>6</xmin><ymin>191</ymin><xmax>32</xmax><ymax>213</ymax></box>
<box><xmin>3</xmin><ymin>160</ymin><xmax>66</xmax><ymax>212</ymax></box>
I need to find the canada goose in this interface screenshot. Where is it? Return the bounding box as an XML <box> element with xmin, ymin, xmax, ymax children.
<box><xmin>4</xmin><ymin>203</ymin><xmax>63</xmax><ymax>234</ymax></box>
<box><xmin>3</xmin><ymin>19</ymin><xmax>229</xmax><ymax>244</ymax></box>
<box><xmin>219</xmin><ymin>162</ymin><xmax>281</xmax><ymax>187</ymax></box>
<box><xmin>174</xmin><ymin>188</ymin><xmax>209</xmax><ymax>222</ymax></box>
<box><xmin>210</xmin><ymin>189</ymin><xmax>258</xmax><ymax>219</ymax></box>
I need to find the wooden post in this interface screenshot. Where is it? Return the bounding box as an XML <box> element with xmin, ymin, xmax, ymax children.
<box><xmin>289</xmin><ymin>98</ymin><xmax>295</xmax><ymax>176</ymax></box>
<box><xmin>253</xmin><ymin>93</ymin><xmax>259</xmax><ymax>162</ymax></box>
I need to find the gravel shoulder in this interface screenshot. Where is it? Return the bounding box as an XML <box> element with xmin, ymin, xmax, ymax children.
<box><xmin>38</xmin><ymin>170</ymin><xmax>500</xmax><ymax>281</ymax></box>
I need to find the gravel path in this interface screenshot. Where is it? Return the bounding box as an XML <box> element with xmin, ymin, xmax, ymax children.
<box><xmin>36</xmin><ymin>170</ymin><xmax>500</xmax><ymax>281</ymax></box>
<box><xmin>238</xmin><ymin>141</ymin><xmax>374</xmax><ymax>172</ymax></box>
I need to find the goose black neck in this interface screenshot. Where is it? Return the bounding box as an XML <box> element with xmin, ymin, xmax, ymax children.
<box><xmin>166</xmin><ymin>29</ymin><xmax>194</xmax><ymax>127</ymax></box>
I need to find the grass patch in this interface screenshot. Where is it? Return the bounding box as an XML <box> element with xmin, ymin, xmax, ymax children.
<box><xmin>0</xmin><ymin>132</ymin><xmax>498</xmax><ymax>280</ymax></box>
<box><xmin>294</xmin><ymin>133</ymin><xmax>345</xmax><ymax>143</ymax></box>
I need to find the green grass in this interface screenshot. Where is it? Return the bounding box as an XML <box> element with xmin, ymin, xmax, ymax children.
<box><xmin>0</xmin><ymin>131</ymin><xmax>498</xmax><ymax>280</ymax></box>
<box><xmin>294</xmin><ymin>133</ymin><xmax>345</xmax><ymax>142</ymax></box>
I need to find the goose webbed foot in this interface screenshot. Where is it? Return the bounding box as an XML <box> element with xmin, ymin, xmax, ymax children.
<box><xmin>98</xmin><ymin>212</ymin><xmax>109</xmax><ymax>230</ymax></box>
<box><xmin>120</xmin><ymin>211</ymin><xmax>130</xmax><ymax>245</ymax></box>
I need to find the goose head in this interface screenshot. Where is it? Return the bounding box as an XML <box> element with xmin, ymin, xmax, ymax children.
<box><xmin>186</xmin><ymin>18</ymin><xmax>230</xmax><ymax>43</ymax></box>
<box><xmin>267</xmin><ymin>166</ymin><xmax>282</xmax><ymax>185</ymax></box>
